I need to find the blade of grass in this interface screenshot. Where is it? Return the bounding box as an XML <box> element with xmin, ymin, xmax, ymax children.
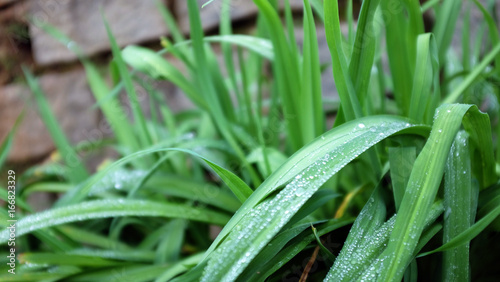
<box><xmin>325</xmin><ymin>188</ymin><xmax>393</xmax><ymax>281</ymax></box>
<box><xmin>102</xmin><ymin>13</ymin><xmax>153</xmax><ymax>149</ymax></box>
<box><xmin>156</xmin><ymin>219</ymin><xmax>186</xmax><ymax>263</ymax></box>
<box><xmin>324</xmin><ymin>0</ymin><xmax>363</xmax><ymax>121</ymax></box>
<box><xmin>380</xmin><ymin>0</ymin><xmax>413</xmax><ymax>115</ymax></box>
<box><xmin>68</xmin><ymin>249</ymin><xmax>155</xmax><ymax>262</ymax></box>
<box><xmin>253</xmin><ymin>0</ymin><xmax>304</xmax><ymax>151</ymax></box>
<box><xmin>19</xmin><ymin>253</ymin><xmax>123</xmax><ymax>267</ymax></box>
<box><xmin>187</xmin><ymin>0</ymin><xmax>261</xmax><ymax>187</ymax></box>
<box><xmin>122</xmin><ymin>45</ymin><xmax>206</xmax><ymax>108</ymax></box>
<box><xmin>58</xmin><ymin>226</ymin><xmax>132</xmax><ymax>250</ymax></box>
<box><xmin>348</xmin><ymin>0</ymin><xmax>380</xmax><ymax>111</ymax></box>
<box><xmin>418</xmin><ymin>194</ymin><xmax>500</xmax><ymax>258</ymax></box>
<box><xmin>442</xmin><ymin>131</ymin><xmax>472</xmax><ymax>281</ymax></box>
<box><xmin>309</xmin><ymin>0</ymin><xmax>324</xmax><ymax>21</ymax></box>
<box><xmin>389</xmin><ymin>146</ymin><xmax>416</xmax><ymax>211</ymax></box>
<box><xmin>23</xmin><ymin>67</ymin><xmax>88</xmax><ymax>183</ymax></box>
<box><xmin>69</xmin><ymin>264</ymin><xmax>167</xmax><ymax>282</ymax></box>
<box><xmin>199</xmin><ymin>117</ymin><xmax>425</xmax><ymax>281</ymax></box>
<box><xmin>0</xmin><ymin>199</ymin><xmax>230</xmax><ymax>243</ymax></box>
<box><xmin>56</xmin><ymin>147</ymin><xmax>252</xmax><ymax>206</ymax></box>
<box><xmin>433</xmin><ymin>0</ymin><xmax>462</xmax><ymax>63</ymax></box>
<box><xmin>155</xmin><ymin>0</ymin><xmax>185</xmax><ymax>44</ymax></box>
<box><xmin>302</xmin><ymin>0</ymin><xmax>324</xmax><ymax>143</ymax></box>
<box><xmin>35</xmin><ymin>21</ymin><xmax>143</xmax><ymax>156</ymax></box>
<box><xmin>311</xmin><ymin>225</ymin><xmax>336</xmax><ymax>262</ymax></box>
<box><xmin>443</xmin><ymin>42</ymin><xmax>500</xmax><ymax>104</ymax></box>
<box><xmin>0</xmin><ymin>110</ymin><xmax>24</xmax><ymax>169</ymax></box>
<box><xmin>155</xmin><ymin>253</ymin><xmax>204</xmax><ymax>282</ymax></box>
<box><xmin>377</xmin><ymin>104</ymin><xmax>494</xmax><ymax>281</ymax></box>
<box><xmin>244</xmin><ymin>218</ymin><xmax>354</xmax><ymax>282</ymax></box>
<box><xmin>0</xmin><ymin>266</ymin><xmax>81</xmax><ymax>282</ymax></box>
<box><xmin>408</xmin><ymin>33</ymin><xmax>440</xmax><ymax>124</ymax></box>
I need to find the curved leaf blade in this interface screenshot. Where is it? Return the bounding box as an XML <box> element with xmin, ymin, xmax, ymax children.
<box><xmin>198</xmin><ymin>116</ymin><xmax>425</xmax><ymax>281</ymax></box>
<box><xmin>0</xmin><ymin>199</ymin><xmax>230</xmax><ymax>244</ymax></box>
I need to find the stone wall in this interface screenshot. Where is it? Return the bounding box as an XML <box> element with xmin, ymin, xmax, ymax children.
<box><xmin>0</xmin><ymin>0</ymin><xmax>499</xmax><ymax>168</ymax></box>
<box><xmin>0</xmin><ymin>0</ymin><xmax>310</xmax><ymax>168</ymax></box>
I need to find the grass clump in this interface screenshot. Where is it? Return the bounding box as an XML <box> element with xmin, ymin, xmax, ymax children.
<box><xmin>1</xmin><ymin>0</ymin><xmax>500</xmax><ymax>281</ymax></box>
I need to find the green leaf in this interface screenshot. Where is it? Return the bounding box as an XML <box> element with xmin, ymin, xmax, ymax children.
<box><xmin>19</xmin><ymin>253</ymin><xmax>123</xmax><ymax>267</ymax></box>
<box><xmin>324</xmin><ymin>0</ymin><xmax>363</xmax><ymax>121</ymax></box>
<box><xmin>102</xmin><ymin>13</ymin><xmax>153</xmax><ymax>149</ymax></box>
<box><xmin>0</xmin><ymin>199</ymin><xmax>230</xmax><ymax>244</ymax></box>
<box><xmin>145</xmin><ymin>176</ymin><xmax>240</xmax><ymax>212</ymax></box>
<box><xmin>377</xmin><ymin>104</ymin><xmax>494</xmax><ymax>281</ymax></box>
<box><xmin>348</xmin><ymin>0</ymin><xmax>380</xmax><ymax>110</ymax></box>
<box><xmin>380</xmin><ymin>0</ymin><xmax>413</xmax><ymax>115</ymax></box>
<box><xmin>248</xmin><ymin>218</ymin><xmax>354</xmax><ymax>281</ymax></box>
<box><xmin>0</xmin><ymin>266</ymin><xmax>80</xmax><ymax>281</ymax></box>
<box><xmin>23</xmin><ymin>67</ymin><xmax>88</xmax><ymax>183</ymax></box>
<box><xmin>389</xmin><ymin>146</ymin><xmax>416</xmax><ymax>211</ymax></box>
<box><xmin>301</xmin><ymin>0</ymin><xmax>324</xmax><ymax>143</ymax></box>
<box><xmin>156</xmin><ymin>219</ymin><xmax>186</xmax><ymax>263</ymax></box>
<box><xmin>325</xmin><ymin>189</ymin><xmax>394</xmax><ymax>281</ymax></box>
<box><xmin>443</xmin><ymin>42</ymin><xmax>500</xmax><ymax>104</ymax></box>
<box><xmin>122</xmin><ymin>45</ymin><xmax>205</xmax><ymax>108</ymax></box>
<box><xmin>156</xmin><ymin>253</ymin><xmax>204</xmax><ymax>282</ymax></box>
<box><xmin>433</xmin><ymin>0</ymin><xmax>462</xmax><ymax>63</ymax></box>
<box><xmin>253</xmin><ymin>0</ymin><xmax>304</xmax><ymax>151</ymax></box>
<box><xmin>418</xmin><ymin>195</ymin><xmax>500</xmax><ymax>258</ymax></box>
<box><xmin>408</xmin><ymin>33</ymin><xmax>440</xmax><ymax>124</ymax></box>
<box><xmin>442</xmin><ymin>131</ymin><xmax>472</xmax><ymax>281</ymax></box>
<box><xmin>198</xmin><ymin>116</ymin><xmax>425</xmax><ymax>281</ymax></box>
<box><xmin>69</xmin><ymin>264</ymin><xmax>167</xmax><ymax>282</ymax></box>
<box><xmin>0</xmin><ymin>111</ymin><xmax>24</xmax><ymax>170</ymax></box>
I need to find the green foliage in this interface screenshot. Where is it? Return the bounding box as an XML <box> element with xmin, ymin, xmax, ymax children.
<box><xmin>3</xmin><ymin>0</ymin><xmax>500</xmax><ymax>281</ymax></box>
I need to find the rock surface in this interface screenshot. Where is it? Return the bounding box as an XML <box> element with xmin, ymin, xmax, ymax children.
<box><xmin>0</xmin><ymin>0</ymin><xmax>16</xmax><ymax>8</ymax></box>
<box><xmin>176</xmin><ymin>0</ymin><xmax>304</xmax><ymax>33</ymax></box>
<box><xmin>29</xmin><ymin>0</ymin><xmax>169</xmax><ymax>66</ymax></box>
<box><xmin>0</xmin><ymin>68</ymin><xmax>99</xmax><ymax>163</ymax></box>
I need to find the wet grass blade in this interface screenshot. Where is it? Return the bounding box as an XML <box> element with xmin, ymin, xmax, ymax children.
<box><xmin>409</xmin><ymin>33</ymin><xmax>439</xmax><ymax>124</ymax></box>
<box><xmin>19</xmin><ymin>253</ymin><xmax>123</xmax><ymax>267</ymax></box>
<box><xmin>253</xmin><ymin>0</ymin><xmax>304</xmax><ymax>151</ymax></box>
<box><xmin>156</xmin><ymin>219</ymin><xmax>186</xmax><ymax>263</ymax></box>
<box><xmin>145</xmin><ymin>176</ymin><xmax>240</xmax><ymax>212</ymax></box>
<box><xmin>0</xmin><ymin>266</ymin><xmax>80</xmax><ymax>282</ymax></box>
<box><xmin>155</xmin><ymin>253</ymin><xmax>204</xmax><ymax>282</ymax></box>
<box><xmin>36</xmin><ymin>22</ymin><xmax>141</xmax><ymax>154</ymax></box>
<box><xmin>325</xmin><ymin>189</ymin><xmax>394</xmax><ymax>281</ymax></box>
<box><xmin>199</xmin><ymin>117</ymin><xmax>425</xmax><ymax>281</ymax></box>
<box><xmin>0</xmin><ymin>199</ymin><xmax>230</xmax><ymax>243</ymax></box>
<box><xmin>23</xmin><ymin>67</ymin><xmax>88</xmax><ymax>183</ymax></box>
<box><xmin>324</xmin><ymin>0</ymin><xmax>362</xmax><ymax>121</ymax></box>
<box><xmin>122</xmin><ymin>45</ymin><xmax>205</xmax><ymax>108</ymax></box>
<box><xmin>442</xmin><ymin>131</ymin><xmax>472</xmax><ymax>281</ymax></box>
<box><xmin>433</xmin><ymin>0</ymin><xmax>462</xmax><ymax>63</ymax></box>
<box><xmin>418</xmin><ymin>195</ymin><xmax>500</xmax><ymax>258</ymax></box>
<box><xmin>389</xmin><ymin>146</ymin><xmax>416</xmax><ymax>211</ymax></box>
<box><xmin>443</xmin><ymin>42</ymin><xmax>500</xmax><ymax>104</ymax></box>
<box><xmin>187</xmin><ymin>0</ymin><xmax>260</xmax><ymax>187</ymax></box>
<box><xmin>56</xmin><ymin>147</ymin><xmax>251</xmax><ymax>207</ymax></box>
<box><xmin>58</xmin><ymin>226</ymin><xmax>132</xmax><ymax>250</ymax></box>
<box><xmin>380</xmin><ymin>0</ymin><xmax>413</xmax><ymax>115</ymax></box>
<box><xmin>103</xmin><ymin>14</ymin><xmax>153</xmax><ymax>149</ymax></box>
<box><xmin>302</xmin><ymin>0</ymin><xmax>324</xmax><ymax>143</ymax></box>
<box><xmin>348</xmin><ymin>0</ymin><xmax>380</xmax><ymax>110</ymax></box>
<box><xmin>0</xmin><ymin>111</ymin><xmax>24</xmax><ymax>169</ymax></box>
<box><xmin>69</xmin><ymin>264</ymin><xmax>167</xmax><ymax>282</ymax></box>
<box><xmin>377</xmin><ymin>104</ymin><xmax>494</xmax><ymax>281</ymax></box>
